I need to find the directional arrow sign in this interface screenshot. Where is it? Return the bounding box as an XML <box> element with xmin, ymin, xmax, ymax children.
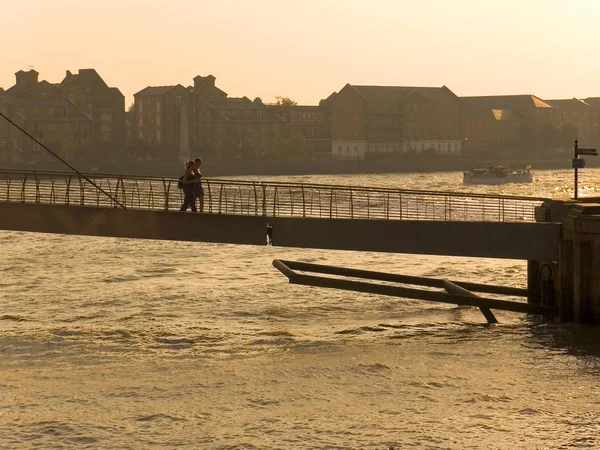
<box><xmin>578</xmin><ymin>148</ymin><xmax>598</xmax><ymax>156</ymax></box>
<box><xmin>573</xmin><ymin>158</ymin><xmax>586</xmax><ymax>169</ymax></box>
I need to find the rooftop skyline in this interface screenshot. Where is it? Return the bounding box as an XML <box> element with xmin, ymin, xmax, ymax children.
<box><xmin>3</xmin><ymin>0</ymin><xmax>600</xmax><ymax>106</ymax></box>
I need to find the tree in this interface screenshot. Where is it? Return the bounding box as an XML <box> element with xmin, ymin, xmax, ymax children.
<box><xmin>539</xmin><ymin>122</ymin><xmax>559</xmax><ymax>151</ymax></box>
<box><xmin>128</xmin><ymin>102</ymin><xmax>135</xmax><ymax>112</ymax></box>
<box><xmin>275</xmin><ymin>96</ymin><xmax>297</xmax><ymax>107</ymax></box>
<box><xmin>560</xmin><ymin>121</ymin><xmax>579</xmax><ymax>148</ymax></box>
<box><xmin>285</xmin><ymin>131</ymin><xmax>310</xmax><ymax>159</ymax></box>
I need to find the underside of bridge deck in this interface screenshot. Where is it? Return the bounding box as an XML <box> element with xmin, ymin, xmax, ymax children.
<box><xmin>0</xmin><ymin>202</ymin><xmax>560</xmax><ymax>261</ymax></box>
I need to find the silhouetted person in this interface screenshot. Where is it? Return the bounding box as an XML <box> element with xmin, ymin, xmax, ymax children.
<box><xmin>193</xmin><ymin>157</ymin><xmax>205</xmax><ymax>212</ymax></box>
<box><xmin>179</xmin><ymin>160</ymin><xmax>198</xmax><ymax>212</ymax></box>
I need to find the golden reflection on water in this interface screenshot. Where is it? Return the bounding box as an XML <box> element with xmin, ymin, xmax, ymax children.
<box><xmin>1</xmin><ymin>169</ymin><xmax>600</xmax><ymax>449</ymax></box>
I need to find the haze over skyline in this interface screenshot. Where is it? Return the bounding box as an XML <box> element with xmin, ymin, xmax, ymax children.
<box><xmin>3</xmin><ymin>0</ymin><xmax>600</xmax><ymax>106</ymax></box>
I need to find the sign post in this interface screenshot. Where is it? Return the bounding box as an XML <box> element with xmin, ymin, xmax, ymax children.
<box><xmin>573</xmin><ymin>139</ymin><xmax>598</xmax><ymax>199</ymax></box>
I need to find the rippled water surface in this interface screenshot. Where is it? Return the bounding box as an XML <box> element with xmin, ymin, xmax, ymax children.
<box><xmin>1</xmin><ymin>169</ymin><xmax>600</xmax><ymax>449</ymax></box>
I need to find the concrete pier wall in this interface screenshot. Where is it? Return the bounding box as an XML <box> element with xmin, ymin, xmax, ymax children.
<box><xmin>561</xmin><ymin>203</ymin><xmax>600</xmax><ymax>323</ymax></box>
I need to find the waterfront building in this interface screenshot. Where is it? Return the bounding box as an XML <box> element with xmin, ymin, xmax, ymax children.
<box><xmin>59</xmin><ymin>69</ymin><xmax>125</xmax><ymax>160</ymax></box>
<box><xmin>583</xmin><ymin>97</ymin><xmax>600</xmax><ymax>150</ymax></box>
<box><xmin>133</xmin><ymin>84</ymin><xmax>193</xmax><ymax>162</ymax></box>
<box><xmin>331</xmin><ymin>83</ymin><xmax>461</xmax><ymax>160</ymax></box>
<box><xmin>267</xmin><ymin>99</ymin><xmax>333</xmax><ymax>159</ymax></box>
<box><xmin>462</xmin><ymin>109</ymin><xmax>529</xmax><ymax>155</ymax></box>
<box><xmin>0</xmin><ymin>70</ymin><xmax>91</xmax><ymax>163</ymax></box>
<box><xmin>0</xmin><ymin>69</ymin><xmax>123</xmax><ymax>162</ymax></box>
<box><xmin>193</xmin><ymin>93</ymin><xmax>284</xmax><ymax>160</ymax></box>
<box><xmin>545</xmin><ymin>99</ymin><xmax>591</xmax><ymax>144</ymax></box>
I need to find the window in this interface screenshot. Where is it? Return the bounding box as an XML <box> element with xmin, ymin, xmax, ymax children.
<box><xmin>175</xmin><ymin>95</ymin><xmax>181</xmax><ymax>105</ymax></box>
<box><xmin>68</xmin><ymin>93</ymin><xmax>75</xmax><ymax>103</ymax></box>
<box><xmin>156</xmin><ymin>100</ymin><xmax>161</xmax><ymax>112</ymax></box>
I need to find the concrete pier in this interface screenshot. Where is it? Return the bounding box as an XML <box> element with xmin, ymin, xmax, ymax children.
<box><xmin>560</xmin><ymin>203</ymin><xmax>600</xmax><ymax>323</ymax></box>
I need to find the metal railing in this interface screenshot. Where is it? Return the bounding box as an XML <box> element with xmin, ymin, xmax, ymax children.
<box><xmin>0</xmin><ymin>169</ymin><xmax>549</xmax><ymax>222</ymax></box>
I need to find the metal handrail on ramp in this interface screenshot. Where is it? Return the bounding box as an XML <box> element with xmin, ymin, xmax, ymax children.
<box><xmin>272</xmin><ymin>259</ymin><xmax>557</xmax><ymax>323</ymax></box>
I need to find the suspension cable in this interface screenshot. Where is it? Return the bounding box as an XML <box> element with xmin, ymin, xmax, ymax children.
<box><xmin>0</xmin><ymin>111</ymin><xmax>126</xmax><ymax>209</ymax></box>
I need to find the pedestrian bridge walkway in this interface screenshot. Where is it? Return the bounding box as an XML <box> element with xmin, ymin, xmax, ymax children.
<box><xmin>0</xmin><ymin>169</ymin><xmax>546</xmax><ymax>222</ymax></box>
<box><xmin>0</xmin><ymin>169</ymin><xmax>560</xmax><ymax>261</ymax></box>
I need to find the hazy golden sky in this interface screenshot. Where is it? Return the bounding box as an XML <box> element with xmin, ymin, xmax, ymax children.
<box><xmin>2</xmin><ymin>0</ymin><xmax>599</xmax><ymax>106</ymax></box>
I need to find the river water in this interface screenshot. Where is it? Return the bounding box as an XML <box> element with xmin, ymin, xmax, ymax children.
<box><xmin>1</xmin><ymin>169</ymin><xmax>600</xmax><ymax>449</ymax></box>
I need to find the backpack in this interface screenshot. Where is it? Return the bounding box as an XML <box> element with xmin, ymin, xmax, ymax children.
<box><xmin>177</xmin><ymin>176</ymin><xmax>184</xmax><ymax>190</ymax></box>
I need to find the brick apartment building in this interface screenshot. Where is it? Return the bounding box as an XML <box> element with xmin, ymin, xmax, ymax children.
<box><xmin>267</xmin><ymin>99</ymin><xmax>333</xmax><ymax>157</ymax></box>
<box><xmin>134</xmin><ymin>84</ymin><xmax>193</xmax><ymax>161</ymax></box>
<box><xmin>459</xmin><ymin>95</ymin><xmax>556</xmax><ymax>154</ymax></box>
<box><xmin>584</xmin><ymin>97</ymin><xmax>600</xmax><ymax>149</ymax></box>
<box><xmin>0</xmin><ymin>69</ymin><xmax>124</xmax><ymax>162</ymax></box>
<box><xmin>134</xmin><ymin>75</ymin><xmax>333</xmax><ymax>162</ymax></box>
<box><xmin>545</xmin><ymin>98</ymin><xmax>592</xmax><ymax>146</ymax></box>
<box><xmin>330</xmin><ymin>83</ymin><xmax>461</xmax><ymax>160</ymax></box>
<box><xmin>60</xmin><ymin>69</ymin><xmax>125</xmax><ymax>158</ymax></box>
<box><xmin>0</xmin><ymin>70</ymin><xmax>91</xmax><ymax>162</ymax></box>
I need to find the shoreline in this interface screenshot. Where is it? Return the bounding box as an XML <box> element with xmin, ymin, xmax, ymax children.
<box><xmin>3</xmin><ymin>156</ymin><xmax>590</xmax><ymax>178</ymax></box>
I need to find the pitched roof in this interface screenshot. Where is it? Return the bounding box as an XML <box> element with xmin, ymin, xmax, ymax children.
<box><xmin>545</xmin><ymin>98</ymin><xmax>590</xmax><ymax>107</ymax></box>
<box><xmin>460</xmin><ymin>95</ymin><xmax>553</xmax><ymax>116</ymax></box>
<box><xmin>134</xmin><ymin>85</ymin><xmax>179</xmax><ymax>97</ymax></box>
<box><xmin>584</xmin><ymin>97</ymin><xmax>600</xmax><ymax>108</ymax></box>
<box><xmin>491</xmin><ymin>109</ymin><xmax>527</xmax><ymax>121</ymax></box>
<box><xmin>211</xmin><ymin>97</ymin><xmax>268</xmax><ymax>110</ymax></box>
<box><xmin>349</xmin><ymin>85</ymin><xmax>458</xmax><ymax>103</ymax></box>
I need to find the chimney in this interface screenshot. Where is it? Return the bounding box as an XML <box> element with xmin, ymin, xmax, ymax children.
<box><xmin>66</xmin><ymin>70</ymin><xmax>72</xmax><ymax>77</ymax></box>
<box><xmin>254</xmin><ymin>97</ymin><xmax>262</xmax><ymax>104</ymax></box>
<box><xmin>193</xmin><ymin>76</ymin><xmax>204</xmax><ymax>91</ymax></box>
<box><xmin>15</xmin><ymin>69</ymin><xmax>39</xmax><ymax>87</ymax></box>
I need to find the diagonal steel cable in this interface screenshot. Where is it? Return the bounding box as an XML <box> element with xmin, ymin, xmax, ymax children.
<box><xmin>0</xmin><ymin>112</ymin><xmax>126</xmax><ymax>209</ymax></box>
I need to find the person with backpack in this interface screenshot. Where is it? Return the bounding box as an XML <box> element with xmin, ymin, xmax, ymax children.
<box><xmin>193</xmin><ymin>157</ymin><xmax>205</xmax><ymax>213</ymax></box>
<box><xmin>179</xmin><ymin>160</ymin><xmax>198</xmax><ymax>212</ymax></box>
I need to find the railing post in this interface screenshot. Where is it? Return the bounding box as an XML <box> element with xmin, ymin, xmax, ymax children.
<box><xmin>218</xmin><ymin>184</ymin><xmax>224</xmax><ymax>214</ymax></box>
<box><xmin>399</xmin><ymin>191</ymin><xmax>402</xmax><ymax>220</ymax></box>
<box><xmin>444</xmin><ymin>195</ymin><xmax>448</xmax><ymax>221</ymax></box>
<box><xmin>273</xmin><ymin>186</ymin><xmax>278</xmax><ymax>217</ymax></box>
<box><xmin>350</xmin><ymin>190</ymin><xmax>354</xmax><ymax>219</ymax></box>
<box><xmin>302</xmin><ymin>185</ymin><xmax>306</xmax><ymax>217</ymax></box>
<box><xmin>329</xmin><ymin>188</ymin><xmax>333</xmax><ymax>218</ymax></box>
<box><xmin>162</xmin><ymin>179</ymin><xmax>169</xmax><ymax>211</ymax></box>
<box><xmin>50</xmin><ymin>177</ymin><xmax>56</xmax><ymax>204</ymax></box>
<box><xmin>261</xmin><ymin>184</ymin><xmax>267</xmax><ymax>216</ymax></box>
<box><xmin>20</xmin><ymin>174</ymin><xmax>27</xmax><ymax>203</ymax></box>
<box><xmin>386</xmin><ymin>192</ymin><xmax>390</xmax><ymax>220</ymax></box>
<box><xmin>206</xmin><ymin>180</ymin><xmax>212</xmax><ymax>213</ymax></box>
<box><xmin>34</xmin><ymin>173</ymin><xmax>40</xmax><ymax>203</ymax></box>
<box><xmin>65</xmin><ymin>176</ymin><xmax>71</xmax><ymax>205</ymax></box>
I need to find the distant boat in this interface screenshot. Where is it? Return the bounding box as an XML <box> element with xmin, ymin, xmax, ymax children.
<box><xmin>463</xmin><ymin>165</ymin><xmax>534</xmax><ymax>185</ymax></box>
